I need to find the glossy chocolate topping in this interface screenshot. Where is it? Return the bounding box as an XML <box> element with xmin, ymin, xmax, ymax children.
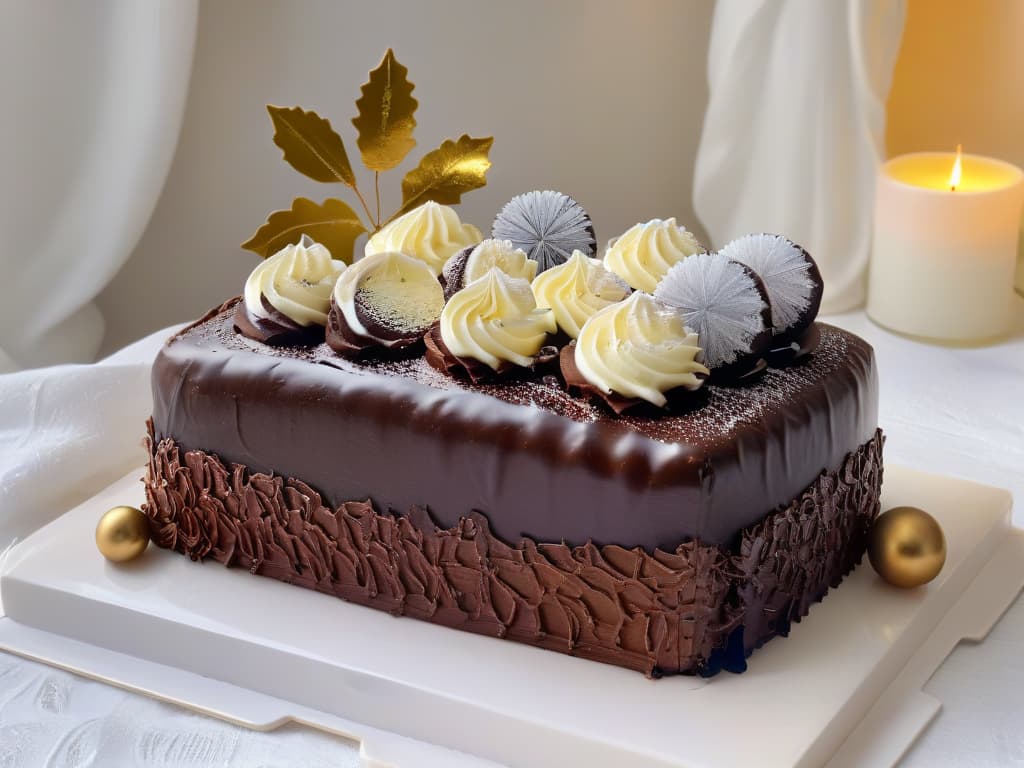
<box><xmin>151</xmin><ymin>299</ymin><xmax>878</xmax><ymax>550</ymax></box>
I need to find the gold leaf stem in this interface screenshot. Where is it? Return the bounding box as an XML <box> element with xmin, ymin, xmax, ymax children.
<box><xmin>351</xmin><ymin>183</ymin><xmax>377</xmax><ymax>231</ymax></box>
<box><xmin>374</xmin><ymin>172</ymin><xmax>382</xmax><ymax>228</ymax></box>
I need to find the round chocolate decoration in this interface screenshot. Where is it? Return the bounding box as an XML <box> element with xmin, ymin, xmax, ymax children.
<box><xmin>327</xmin><ymin>251</ymin><xmax>444</xmax><ymax>356</ymax></box>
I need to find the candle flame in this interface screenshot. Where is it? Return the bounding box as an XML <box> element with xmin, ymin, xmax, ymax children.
<box><xmin>949</xmin><ymin>144</ymin><xmax>963</xmax><ymax>191</ymax></box>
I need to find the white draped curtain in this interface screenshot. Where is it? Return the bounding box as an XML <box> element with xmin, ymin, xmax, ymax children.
<box><xmin>693</xmin><ymin>0</ymin><xmax>906</xmax><ymax>313</ymax></box>
<box><xmin>0</xmin><ymin>0</ymin><xmax>198</xmax><ymax>373</ymax></box>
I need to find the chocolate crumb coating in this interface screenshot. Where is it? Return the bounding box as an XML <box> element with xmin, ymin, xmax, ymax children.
<box><xmin>143</xmin><ymin>422</ymin><xmax>883</xmax><ymax>676</ymax></box>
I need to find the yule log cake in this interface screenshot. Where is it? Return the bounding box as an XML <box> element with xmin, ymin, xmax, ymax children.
<box><xmin>143</xmin><ymin>195</ymin><xmax>881</xmax><ymax>677</ymax></box>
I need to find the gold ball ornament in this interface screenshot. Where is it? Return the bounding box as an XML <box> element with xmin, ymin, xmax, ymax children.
<box><xmin>96</xmin><ymin>506</ymin><xmax>151</xmax><ymax>562</ymax></box>
<box><xmin>868</xmin><ymin>506</ymin><xmax>946</xmax><ymax>588</ymax></box>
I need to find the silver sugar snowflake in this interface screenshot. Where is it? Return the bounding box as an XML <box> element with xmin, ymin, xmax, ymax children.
<box><xmin>491</xmin><ymin>190</ymin><xmax>596</xmax><ymax>272</ymax></box>
<box><xmin>654</xmin><ymin>252</ymin><xmax>769</xmax><ymax>368</ymax></box>
<box><xmin>720</xmin><ymin>233</ymin><xmax>815</xmax><ymax>334</ymax></box>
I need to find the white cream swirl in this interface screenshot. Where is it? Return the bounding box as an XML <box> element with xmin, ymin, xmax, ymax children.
<box><xmin>531</xmin><ymin>250</ymin><xmax>631</xmax><ymax>338</ymax></box>
<box><xmin>366</xmin><ymin>201</ymin><xmax>482</xmax><ymax>276</ymax></box>
<box><xmin>603</xmin><ymin>218</ymin><xmax>703</xmax><ymax>293</ymax></box>
<box><xmin>333</xmin><ymin>251</ymin><xmax>444</xmax><ymax>343</ymax></box>
<box><xmin>461</xmin><ymin>238</ymin><xmax>538</xmax><ymax>284</ymax></box>
<box><xmin>244</xmin><ymin>235</ymin><xmax>346</xmax><ymax>326</ymax></box>
<box><xmin>440</xmin><ymin>268</ymin><xmax>557</xmax><ymax>369</ymax></box>
<box><xmin>574</xmin><ymin>292</ymin><xmax>708</xmax><ymax>406</ymax></box>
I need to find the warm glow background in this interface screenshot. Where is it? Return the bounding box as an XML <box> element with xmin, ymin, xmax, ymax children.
<box><xmin>887</xmin><ymin>0</ymin><xmax>1024</xmax><ymax>169</ymax></box>
<box><xmin>887</xmin><ymin>0</ymin><xmax>1024</xmax><ymax>286</ymax></box>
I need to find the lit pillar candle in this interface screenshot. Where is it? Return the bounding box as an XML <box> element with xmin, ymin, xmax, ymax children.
<box><xmin>867</xmin><ymin>148</ymin><xmax>1024</xmax><ymax>342</ymax></box>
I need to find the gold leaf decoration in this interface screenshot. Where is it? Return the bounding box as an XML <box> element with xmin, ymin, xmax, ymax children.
<box><xmin>352</xmin><ymin>48</ymin><xmax>418</xmax><ymax>172</ymax></box>
<box><xmin>241</xmin><ymin>197</ymin><xmax>367</xmax><ymax>262</ymax></box>
<box><xmin>395</xmin><ymin>135</ymin><xmax>494</xmax><ymax>221</ymax></box>
<box><xmin>268</xmin><ymin>106</ymin><xmax>356</xmax><ymax>186</ymax></box>
<box><xmin>244</xmin><ymin>52</ymin><xmax>495</xmax><ymax>258</ymax></box>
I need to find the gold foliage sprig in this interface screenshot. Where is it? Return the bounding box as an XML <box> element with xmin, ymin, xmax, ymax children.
<box><xmin>242</xmin><ymin>49</ymin><xmax>494</xmax><ymax>262</ymax></box>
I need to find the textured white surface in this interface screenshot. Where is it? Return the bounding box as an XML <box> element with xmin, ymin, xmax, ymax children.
<box><xmin>0</xmin><ymin>653</ymin><xmax>361</xmax><ymax>768</ymax></box>
<box><xmin>0</xmin><ymin>303</ymin><xmax>1022</xmax><ymax>766</ymax></box>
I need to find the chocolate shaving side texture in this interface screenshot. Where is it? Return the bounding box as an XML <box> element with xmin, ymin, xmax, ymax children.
<box><xmin>738</xmin><ymin>427</ymin><xmax>884</xmax><ymax>655</ymax></box>
<box><xmin>143</xmin><ymin>421</ymin><xmax>883</xmax><ymax>677</ymax></box>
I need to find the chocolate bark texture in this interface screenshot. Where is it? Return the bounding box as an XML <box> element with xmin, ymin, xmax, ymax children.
<box><xmin>152</xmin><ymin>301</ymin><xmax>878</xmax><ymax>550</ymax></box>
<box><xmin>143</xmin><ymin>422</ymin><xmax>883</xmax><ymax>677</ymax></box>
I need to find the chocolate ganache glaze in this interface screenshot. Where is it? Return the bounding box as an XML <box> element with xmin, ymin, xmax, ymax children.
<box><xmin>151</xmin><ymin>298</ymin><xmax>878</xmax><ymax>550</ymax></box>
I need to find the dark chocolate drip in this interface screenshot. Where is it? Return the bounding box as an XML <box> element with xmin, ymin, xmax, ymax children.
<box><xmin>142</xmin><ymin>421</ymin><xmax>883</xmax><ymax>677</ymax></box>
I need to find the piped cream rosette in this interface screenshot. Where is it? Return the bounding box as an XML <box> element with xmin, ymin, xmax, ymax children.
<box><xmin>366</xmin><ymin>201</ymin><xmax>482</xmax><ymax>276</ymax></box>
<box><xmin>328</xmin><ymin>251</ymin><xmax>444</xmax><ymax>353</ymax></box>
<box><xmin>573</xmin><ymin>292</ymin><xmax>708</xmax><ymax>407</ymax></box>
<box><xmin>442</xmin><ymin>238</ymin><xmax>538</xmax><ymax>298</ymax></box>
<box><xmin>243</xmin><ymin>234</ymin><xmax>346</xmax><ymax>326</ymax></box>
<box><xmin>531</xmin><ymin>250</ymin><xmax>631</xmax><ymax>338</ymax></box>
<box><xmin>603</xmin><ymin>218</ymin><xmax>703</xmax><ymax>293</ymax></box>
<box><xmin>439</xmin><ymin>267</ymin><xmax>556</xmax><ymax>370</ymax></box>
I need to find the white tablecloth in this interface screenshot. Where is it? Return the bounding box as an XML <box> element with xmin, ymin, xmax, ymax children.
<box><xmin>1</xmin><ymin>306</ymin><xmax>1022</xmax><ymax>767</ymax></box>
